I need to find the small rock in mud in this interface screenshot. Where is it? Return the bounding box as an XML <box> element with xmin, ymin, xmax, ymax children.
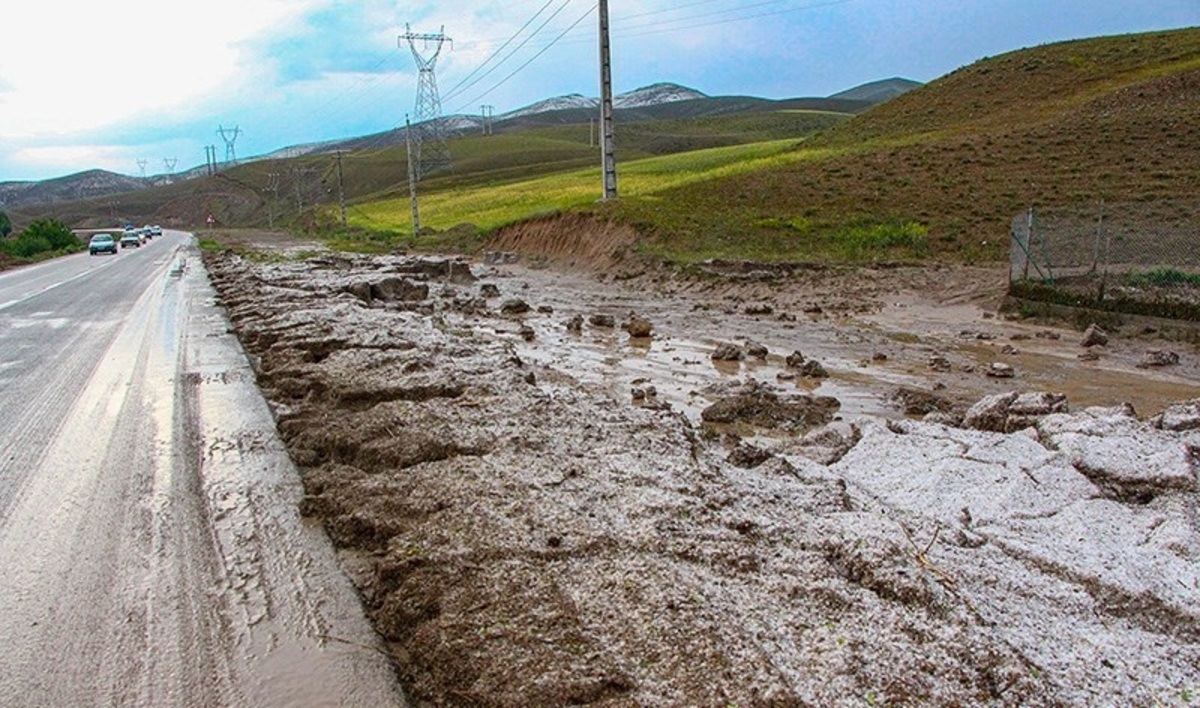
<box><xmin>1137</xmin><ymin>349</ymin><xmax>1179</xmax><ymax>368</ymax></box>
<box><xmin>1151</xmin><ymin>398</ymin><xmax>1200</xmax><ymax>431</ymax></box>
<box><xmin>372</xmin><ymin>277</ymin><xmax>428</xmax><ymax>302</ymax></box>
<box><xmin>871</xmin><ymin>352</ymin><xmax>888</xmax><ymax>362</ymax></box>
<box><xmin>800</xmin><ymin>360</ymin><xmax>829</xmax><ymax>378</ymax></box>
<box><xmin>785</xmin><ymin>350</ymin><xmax>806</xmax><ymax>368</ymax></box>
<box><xmin>589</xmin><ymin>313</ymin><xmax>616</xmax><ymax>328</ymax></box>
<box><xmin>794</xmin><ymin>423</ymin><xmax>861</xmax><ymax>466</ymax></box>
<box><xmin>727</xmin><ymin>442</ymin><xmax>772</xmax><ymax>468</ymax></box>
<box><xmin>1001</xmin><ymin>344</ymin><xmax>1019</xmax><ymax>355</ymax></box>
<box><xmin>701</xmin><ymin>381</ymin><xmax>839</xmax><ymax>431</ymax></box>
<box><xmin>802</xmin><ymin>303</ymin><xmax>823</xmax><ymax>314</ymax></box>
<box><xmin>929</xmin><ymin>354</ymin><xmax>952</xmax><ymax>372</ymax></box>
<box><xmin>500</xmin><ymin>298</ymin><xmax>531</xmax><ymax>315</ymax></box>
<box><xmin>564</xmin><ymin>314</ymin><xmax>583</xmax><ymax>333</ymax></box>
<box><xmin>712</xmin><ymin>342</ymin><xmax>744</xmax><ymax>361</ymax></box>
<box><xmin>625</xmin><ymin>316</ymin><xmax>653</xmax><ymax>338</ymax></box>
<box><xmin>483</xmin><ymin>250</ymin><xmax>519</xmax><ymax>265</ymax></box>
<box><xmin>344</xmin><ymin>281</ymin><xmax>373</xmax><ymax>303</ymax></box>
<box><xmin>891</xmin><ymin>386</ymin><xmax>954</xmax><ymax>416</ymax></box>
<box><xmin>1036</xmin><ymin>329</ymin><xmax>1062</xmax><ymax>340</ymax></box>
<box><xmin>519</xmin><ymin>324</ymin><xmax>536</xmax><ymax>341</ymax></box>
<box><xmin>744</xmin><ymin>303</ymin><xmax>774</xmax><ymax>316</ymax></box>
<box><xmin>1078</xmin><ymin>350</ymin><xmax>1101</xmax><ymax>361</ymax></box>
<box><xmin>744</xmin><ymin>341</ymin><xmax>769</xmax><ymax>359</ymax></box>
<box><xmin>962</xmin><ymin>390</ymin><xmax>1067</xmax><ymax>433</ymax></box>
<box><xmin>986</xmin><ymin>362</ymin><xmax>1015</xmax><ymax>378</ymax></box>
<box><xmin>479</xmin><ymin>283</ymin><xmax>501</xmax><ymax>298</ymax></box>
<box><xmin>1081</xmin><ymin>324</ymin><xmax>1109</xmax><ymax>347</ymax></box>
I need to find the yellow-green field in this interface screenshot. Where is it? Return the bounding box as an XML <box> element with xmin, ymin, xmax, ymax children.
<box><xmin>347</xmin><ymin>139</ymin><xmax>834</xmax><ymax>234</ymax></box>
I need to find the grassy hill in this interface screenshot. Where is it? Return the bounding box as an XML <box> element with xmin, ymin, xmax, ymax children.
<box><xmin>615</xmin><ymin>28</ymin><xmax>1200</xmax><ymax>263</ymax></box>
<box><xmin>344</xmin><ymin>27</ymin><xmax>1200</xmax><ymax>265</ymax></box>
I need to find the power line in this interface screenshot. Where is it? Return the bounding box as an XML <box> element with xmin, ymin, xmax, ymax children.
<box><xmin>442</xmin><ymin>0</ymin><xmax>558</xmax><ymax>100</ymax></box>
<box><xmin>449</xmin><ymin>3</ymin><xmax>597</xmax><ymax>115</ymax></box>
<box><xmin>442</xmin><ymin>0</ymin><xmax>577</xmax><ymax>106</ymax></box>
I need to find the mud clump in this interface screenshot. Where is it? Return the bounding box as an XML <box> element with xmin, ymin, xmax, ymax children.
<box><xmin>701</xmin><ymin>380</ymin><xmax>840</xmax><ymax>432</ymax></box>
<box><xmin>202</xmin><ymin>249</ymin><xmax>1200</xmax><ymax>707</ymax></box>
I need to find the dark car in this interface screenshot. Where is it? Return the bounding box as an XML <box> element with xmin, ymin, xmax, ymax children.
<box><xmin>89</xmin><ymin>234</ymin><xmax>118</xmax><ymax>255</ymax></box>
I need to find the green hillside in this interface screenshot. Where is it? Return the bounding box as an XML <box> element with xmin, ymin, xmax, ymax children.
<box><xmin>344</xmin><ymin>27</ymin><xmax>1200</xmax><ymax>265</ymax></box>
<box><xmin>620</xmin><ymin>28</ymin><xmax>1200</xmax><ymax>263</ymax></box>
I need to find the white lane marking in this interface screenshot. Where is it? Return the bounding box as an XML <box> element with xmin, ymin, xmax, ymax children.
<box><xmin>0</xmin><ymin>259</ymin><xmax>117</xmax><ymax>312</ymax></box>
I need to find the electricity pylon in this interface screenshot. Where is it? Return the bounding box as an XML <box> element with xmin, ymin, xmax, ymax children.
<box><xmin>163</xmin><ymin>157</ymin><xmax>177</xmax><ymax>175</ymax></box>
<box><xmin>217</xmin><ymin>125</ymin><xmax>242</xmax><ymax>165</ymax></box>
<box><xmin>400</xmin><ymin>24</ymin><xmax>453</xmax><ymax>180</ymax></box>
<box><xmin>136</xmin><ymin>159</ymin><xmax>148</xmax><ymax>179</ymax></box>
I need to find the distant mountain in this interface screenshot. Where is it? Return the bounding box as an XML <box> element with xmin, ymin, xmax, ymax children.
<box><xmin>614</xmin><ymin>82</ymin><xmax>708</xmax><ymax>108</ymax></box>
<box><xmin>829</xmin><ymin>77</ymin><xmax>921</xmax><ymax>103</ymax></box>
<box><xmin>0</xmin><ymin>169</ymin><xmax>150</xmax><ymax>212</ymax></box>
<box><xmin>502</xmin><ymin>93</ymin><xmax>596</xmax><ymax>120</ymax></box>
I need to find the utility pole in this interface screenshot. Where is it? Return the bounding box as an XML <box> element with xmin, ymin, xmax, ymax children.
<box><xmin>136</xmin><ymin>158</ymin><xmax>148</xmax><ymax>179</ymax></box>
<box><xmin>480</xmin><ymin>105</ymin><xmax>494</xmax><ymax>136</ymax></box>
<box><xmin>598</xmin><ymin>0</ymin><xmax>618</xmax><ymax>200</ymax></box>
<box><xmin>163</xmin><ymin>157</ymin><xmax>177</xmax><ymax>176</ymax></box>
<box><xmin>406</xmin><ymin>116</ymin><xmax>420</xmax><ymax>237</ymax></box>
<box><xmin>266</xmin><ymin>172</ymin><xmax>280</xmax><ymax>228</ymax></box>
<box><xmin>205</xmin><ymin>145</ymin><xmax>218</xmax><ymax>175</ymax></box>
<box><xmin>217</xmin><ymin>125</ymin><xmax>242</xmax><ymax>165</ymax></box>
<box><xmin>400</xmin><ymin>24</ymin><xmax>453</xmax><ymax>180</ymax></box>
<box><xmin>334</xmin><ymin>151</ymin><xmax>347</xmax><ymax>227</ymax></box>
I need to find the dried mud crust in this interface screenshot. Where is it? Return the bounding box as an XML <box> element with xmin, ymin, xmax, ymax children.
<box><xmin>202</xmin><ymin>250</ymin><xmax>1200</xmax><ymax>707</ymax></box>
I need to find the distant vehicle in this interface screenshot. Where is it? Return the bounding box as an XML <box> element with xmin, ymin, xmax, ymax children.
<box><xmin>150</xmin><ymin>225</ymin><xmax>162</xmax><ymax>237</ymax></box>
<box><xmin>89</xmin><ymin>234</ymin><xmax>118</xmax><ymax>255</ymax></box>
<box><xmin>119</xmin><ymin>232</ymin><xmax>141</xmax><ymax>249</ymax></box>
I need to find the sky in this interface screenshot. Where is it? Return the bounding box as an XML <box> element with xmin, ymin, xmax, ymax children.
<box><xmin>0</xmin><ymin>0</ymin><xmax>1196</xmax><ymax>182</ymax></box>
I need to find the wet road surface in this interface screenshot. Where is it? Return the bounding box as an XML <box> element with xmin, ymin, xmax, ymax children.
<box><xmin>0</xmin><ymin>233</ymin><xmax>405</xmax><ymax>706</ymax></box>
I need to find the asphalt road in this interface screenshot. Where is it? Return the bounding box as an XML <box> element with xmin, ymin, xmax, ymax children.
<box><xmin>0</xmin><ymin>232</ymin><xmax>405</xmax><ymax>706</ymax></box>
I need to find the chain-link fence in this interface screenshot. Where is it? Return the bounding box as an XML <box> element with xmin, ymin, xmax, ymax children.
<box><xmin>1009</xmin><ymin>201</ymin><xmax>1200</xmax><ymax>320</ymax></box>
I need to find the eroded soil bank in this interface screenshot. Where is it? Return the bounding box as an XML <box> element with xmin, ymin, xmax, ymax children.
<box><xmin>202</xmin><ymin>247</ymin><xmax>1199</xmax><ymax>706</ymax></box>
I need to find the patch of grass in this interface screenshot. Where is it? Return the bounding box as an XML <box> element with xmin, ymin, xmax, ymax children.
<box><xmin>1124</xmin><ymin>267</ymin><xmax>1200</xmax><ymax>288</ymax></box>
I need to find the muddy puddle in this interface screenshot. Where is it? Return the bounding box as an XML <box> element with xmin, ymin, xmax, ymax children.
<box><xmin>478</xmin><ymin>265</ymin><xmax>1200</xmax><ymax>429</ymax></box>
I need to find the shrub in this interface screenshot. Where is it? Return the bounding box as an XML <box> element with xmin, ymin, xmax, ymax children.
<box><xmin>0</xmin><ymin>219</ymin><xmax>83</xmax><ymax>259</ymax></box>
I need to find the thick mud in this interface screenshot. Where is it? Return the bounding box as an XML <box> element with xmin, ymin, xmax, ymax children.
<box><xmin>203</xmin><ymin>246</ymin><xmax>1200</xmax><ymax>706</ymax></box>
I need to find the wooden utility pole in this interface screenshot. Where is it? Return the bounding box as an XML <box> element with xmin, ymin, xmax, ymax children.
<box><xmin>406</xmin><ymin>117</ymin><xmax>420</xmax><ymax>237</ymax></box>
<box><xmin>598</xmin><ymin>0</ymin><xmax>618</xmax><ymax>200</ymax></box>
<box><xmin>335</xmin><ymin>151</ymin><xmax>348</xmax><ymax>227</ymax></box>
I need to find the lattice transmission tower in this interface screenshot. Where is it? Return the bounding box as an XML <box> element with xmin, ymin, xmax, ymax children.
<box><xmin>217</xmin><ymin>125</ymin><xmax>242</xmax><ymax>165</ymax></box>
<box><xmin>400</xmin><ymin>24</ymin><xmax>453</xmax><ymax>180</ymax></box>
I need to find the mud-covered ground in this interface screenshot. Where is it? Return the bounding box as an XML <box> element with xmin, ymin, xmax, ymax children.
<box><xmin>202</xmin><ymin>241</ymin><xmax>1199</xmax><ymax>706</ymax></box>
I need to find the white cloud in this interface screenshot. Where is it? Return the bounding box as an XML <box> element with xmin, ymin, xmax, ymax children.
<box><xmin>0</xmin><ymin>0</ymin><xmax>299</xmax><ymax>137</ymax></box>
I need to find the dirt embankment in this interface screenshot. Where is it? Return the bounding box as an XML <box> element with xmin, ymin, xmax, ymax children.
<box><xmin>485</xmin><ymin>214</ymin><xmax>642</xmax><ymax>271</ymax></box>
<box><xmin>201</xmin><ymin>247</ymin><xmax>1200</xmax><ymax>707</ymax></box>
